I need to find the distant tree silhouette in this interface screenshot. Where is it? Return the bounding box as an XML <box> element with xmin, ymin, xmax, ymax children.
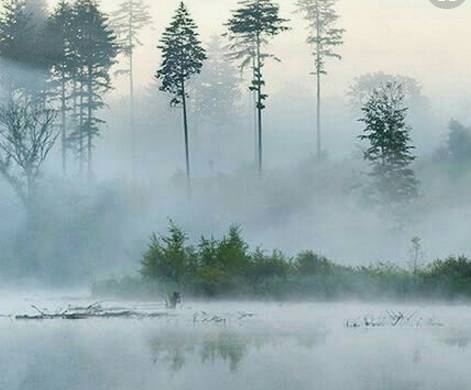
<box><xmin>67</xmin><ymin>0</ymin><xmax>118</xmax><ymax>179</ymax></box>
<box><xmin>45</xmin><ymin>0</ymin><xmax>74</xmax><ymax>175</ymax></box>
<box><xmin>191</xmin><ymin>36</ymin><xmax>241</xmax><ymax>127</ymax></box>
<box><xmin>0</xmin><ymin>101</ymin><xmax>57</xmax><ymax>207</ymax></box>
<box><xmin>0</xmin><ymin>0</ymin><xmax>49</xmax><ymax>103</ymax></box>
<box><xmin>112</xmin><ymin>0</ymin><xmax>152</xmax><ymax>180</ymax></box>
<box><xmin>296</xmin><ymin>0</ymin><xmax>345</xmax><ymax>160</ymax></box>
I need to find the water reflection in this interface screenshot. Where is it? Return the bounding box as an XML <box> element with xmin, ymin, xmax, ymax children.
<box><xmin>149</xmin><ymin>326</ymin><xmax>327</xmax><ymax>372</ymax></box>
<box><xmin>441</xmin><ymin>329</ymin><xmax>471</xmax><ymax>349</ymax></box>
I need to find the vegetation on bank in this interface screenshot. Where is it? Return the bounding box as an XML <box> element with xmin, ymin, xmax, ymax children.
<box><xmin>92</xmin><ymin>222</ymin><xmax>471</xmax><ymax>301</ymax></box>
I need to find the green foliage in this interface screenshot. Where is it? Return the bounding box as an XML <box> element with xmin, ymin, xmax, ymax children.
<box><xmin>125</xmin><ymin>223</ymin><xmax>471</xmax><ymax>300</ymax></box>
<box><xmin>359</xmin><ymin>82</ymin><xmax>419</xmax><ymax>206</ymax></box>
<box><xmin>140</xmin><ymin>221</ymin><xmax>194</xmax><ymax>285</ymax></box>
<box><xmin>225</xmin><ymin>0</ymin><xmax>289</xmax><ymax>111</ymax></box>
<box><xmin>294</xmin><ymin>250</ymin><xmax>337</xmax><ymax>275</ymax></box>
<box><xmin>156</xmin><ymin>2</ymin><xmax>206</xmax><ymax>107</ymax></box>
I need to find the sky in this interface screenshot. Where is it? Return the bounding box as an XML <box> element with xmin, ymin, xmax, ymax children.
<box><xmin>47</xmin><ymin>0</ymin><xmax>471</xmax><ymax>109</ymax></box>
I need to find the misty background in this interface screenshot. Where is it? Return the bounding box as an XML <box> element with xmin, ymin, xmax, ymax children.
<box><xmin>1</xmin><ymin>0</ymin><xmax>471</xmax><ymax>286</ymax></box>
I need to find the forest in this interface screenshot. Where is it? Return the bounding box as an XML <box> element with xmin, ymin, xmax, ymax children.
<box><xmin>0</xmin><ymin>0</ymin><xmax>471</xmax><ymax>294</ymax></box>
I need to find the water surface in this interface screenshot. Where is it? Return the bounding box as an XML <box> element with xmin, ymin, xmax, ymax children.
<box><xmin>1</xmin><ymin>294</ymin><xmax>471</xmax><ymax>390</ymax></box>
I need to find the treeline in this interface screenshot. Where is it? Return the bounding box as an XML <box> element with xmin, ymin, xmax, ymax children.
<box><xmin>0</xmin><ymin>0</ymin><xmax>422</xmax><ymax>212</ymax></box>
<box><xmin>93</xmin><ymin>222</ymin><xmax>471</xmax><ymax>301</ymax></box>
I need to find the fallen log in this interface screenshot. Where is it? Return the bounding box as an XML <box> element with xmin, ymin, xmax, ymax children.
<box><xmin>14</xmin><ymin>304</ymin><xmax>173</xmax><ymax>321</ymax></box>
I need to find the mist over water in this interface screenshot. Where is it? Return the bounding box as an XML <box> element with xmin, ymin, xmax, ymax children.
<box><xmin>2</xmin><ymin>1</ymin><xmax>471</xmax><ymax>389</ymax></box>
<box><xmin>2</xmin><ymin>296</ymin><xmax>471</xmax><ymax>390</ymax></box>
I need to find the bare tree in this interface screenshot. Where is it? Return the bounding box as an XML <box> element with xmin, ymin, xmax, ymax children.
<box><xmin>0</xmin><ymin>102</ymin><xmax>58</xmax><ymax>207</ymax></box>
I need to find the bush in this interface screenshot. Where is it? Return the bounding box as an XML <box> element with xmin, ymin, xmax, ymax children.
<box><xmin>95</xmin><ymin>222</ymin><xmax>471</xmax><ymax>301</ymax></box>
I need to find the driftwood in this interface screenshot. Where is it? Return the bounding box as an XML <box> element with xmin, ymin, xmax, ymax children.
<box><xmin>345</xmin><ymin>310</ymin><xmax>444</xmax><ymax>329</ymax></box>
<box><xmin>14</xmin><ymin>303</ymin><xmax>173</xmax><ymax>321</ymax></box>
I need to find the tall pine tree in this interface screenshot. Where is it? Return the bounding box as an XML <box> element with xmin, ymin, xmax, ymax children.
<box><xmin>191</xmin><ymin>36</ymin><xmax>241</xmax><ymax>127</ymax></box>
<box><xmin>156</xmin><ymin>2</ymin><xmax>206</xmax><ymax>195</ymax></box>
<box><xmin>112</xmin><ymin>0</ymin><xmax>152</xmax><ymax>180</ymax></box>
<box><xmin>359</xmin><ymin>82</ymin><xmax>419</xmax><ymax>207</ymax></box>
<box><xmin>296</xmin><ymin>0</ymin><xmax>345</xmax><ymax>160</ymax></box>
<box><xmin>67</xmin><ymin>0</ymin><xmax>118</xmax><ymax>179</ymax></box>
<box><xmin>45</xmin><ymin>0</ymin><xmax>74</xmax><ymax>175</ymax></box>
<box><xmin>0</xmin><ymin>0</ymin><xmax>34</xmax><ymax>100</ymax></box>
<box><xmin>225</xmin><ymin>0</ymin><xmax>289</xmax><ymax>174</ymax></box>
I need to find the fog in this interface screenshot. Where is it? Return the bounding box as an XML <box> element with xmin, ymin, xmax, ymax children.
<box><xmin>3</xmin><ymin>296</ymin><xmax>471</xmax><ymax>389</ymax></box>
<box><xmin>3</xmin><ymin>3</ymin><xmax>471</xmax><ymax>389</ymax></box>
<box><xmin>0</xmin><ymin>0</ymin><xmax>470</xmax><ymax>287</ymax></box>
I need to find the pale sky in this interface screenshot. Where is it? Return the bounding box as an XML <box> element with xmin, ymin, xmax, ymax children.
<box><xmin>48</xmin><ymin>0</ymin><xmax>471</xmax><ymax>104</ymax></box>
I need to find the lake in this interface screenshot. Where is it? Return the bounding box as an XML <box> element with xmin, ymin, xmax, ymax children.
<box><xmin>2</xmin><ymin>293</ymin><xmax>471</xmax><ymax>390</ymax></box>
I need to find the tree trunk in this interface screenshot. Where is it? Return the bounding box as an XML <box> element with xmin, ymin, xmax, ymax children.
<box><xmin>130</xmin><ymin>49</ymin><xmax>136</xmax><ymax>183</ymax></box>
<box><xmin>252</xmin><ymin>55</ymin><xmax>258</xmax><ymax>165</ymax></box>
<box><xmin>255</xmin><ymin>32</ymin><xmax>263</xmax><ymax>176</ymax></box>
<box><xmin>79</xmin><ymin>74</ymin><xmax>85</xmax><ymax>176</ymax></box>
<box><xmin>315</xmin><ymin>7</ymin><xmax>322</xmax><ymax>160</ymax></box>
<box><xmin>316</xmin><ymin>67</ymin><xmax>321</xmax><ymax>160</ymax></box>
<box><xmin>87</xmin><ymin>67</ymin><xmax>93</xmax><ymax>182</ymax></box>
<box><xmin>61</xmin><ymin>69</ymin><xmax>67</xmax><ymax>175</ymax></box>
<box><xmin>129</xmin><ymin>5</ymin><xmax>136</xmax><ymax>183</ymax></box>
<box><xmin>181</xmin><ymin>80</ymin><xmax>191</xmax><ymax>197</ymax></box>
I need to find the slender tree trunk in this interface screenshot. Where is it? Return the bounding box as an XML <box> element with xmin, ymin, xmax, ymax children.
<box><xmin>181</xmin><ymin>80</ymin><xmax>191</xmax><ymax>197</ymax></box>
<box><xmin>61</xmin><ymin>69</ymin><xmax>67</xmax><ymax>175</ymax></box>
<box><xmin>130</xmin><ymin>49</ymin><xmax>136</xmax><ymax>182</ymax></box>
<box><xmin>252</xmin><ymin>55</ymin><xmax>258</xmax><ymax>165</ymax></box>
<box><xmin>255</xmin><ymin>32</ymin><xmax>263</xmax><ymax>175</ymax></box>
<box><xmin>129</xmin><ymin>5</ymin><xmax>136</xmax><ymax>183</ymax></box>
<box><xmin>316</xmin><ymin>67</ymin><xmax>321</xmax><ymax>160</ymax></box>
<box><xmin>79</xmin><ymin>73</ymin><xmax>85</xmax><ymax>176</ymax></box>
<box><xmin>315</xmin><ymin>9</ymin><xmax>322</xmax><ymax>160</ymax></box>
<box><xmin>87</xmin><ymin>67</ymin><xmax>93</xmax><ymax>182</ymax></box>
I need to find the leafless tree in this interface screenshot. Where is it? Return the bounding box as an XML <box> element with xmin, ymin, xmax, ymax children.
<box><xmin>0</xmin><ymin>102</ymin><xmax>58</xmax><ymax>207</ymax></box>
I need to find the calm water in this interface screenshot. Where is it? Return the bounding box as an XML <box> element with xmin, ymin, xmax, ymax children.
<box><xmin>1</xmin><ymin>293</ymin><xmax>471</xmax><ymax>390</ymax></box>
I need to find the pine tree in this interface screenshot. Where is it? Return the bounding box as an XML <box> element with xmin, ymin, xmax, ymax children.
<box><xmin>225</xmin><ymin>0</ymin><xmax>289</xmax><ymax>174</ymax></box>
<box><xmin>296</xmin><ymin>0</ymin><xmax>345</xmax><ymax>160</ymax></box>
<box><xmin>191</xmin><ymin>36</ymin><xmax>241</xmax><ymax>126</ymax></box>
<box><xmin>45</xmin><ymin>0</ymin><xmax>74</xmax><ymax>175</ymax></box>
<box><xmin>156</xmin><ymin>2</ymin><xmax>206</xmax><ymax>194</ymax></box>
<box><xmin>0</xmin><ymin>0</ymin><xmax>50</xmax><ymax>104</ymax></box>
<box><xmin>359</xmin><ymin>82</ymin><xmax>419</xmax><ymax>207</ymax></box>
<box><xmin>67</xmin><ymin>0</ymin><xmax>118</xmax><ymax>179</ymax></box>
<box><xmin>0</xmin><ymin>0</ymin><xmax>35</xmax><ymax>99</ymax></box>
<box><xmin>112</xmin><ymin>0</ymin><xmax>152</xmax><ymax>180</ymax></box>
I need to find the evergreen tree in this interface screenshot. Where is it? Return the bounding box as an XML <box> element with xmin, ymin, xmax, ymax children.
<box><xmin>191</xmin><ymin>36</ymin><xmax>241</xmax><ymax>126</ymax></box>
<box><xmin>0</xmin><ymin>0</ymin><xmax>35</xmax><ymax>99</ymax></box>
<box><xmin>112</xmin><ymin>0</ymin><xmax>152</xmax><ymax>180</ymax></box>
<box><xmin>156</xmin><ymin>2</ymin><xmax>206</xmax><ymax>194</ymax></box>
<box><xmin>359</xmin><ymin>82</ymin><xmax>419</xmax><ymax>207</ymax></box>
<box><xmin>296</xmin><ymin>0</ymin><xmax>345</xmax><ymax>160</ymax></box>
<box><xmin>45</xmin><ymin>0</ymin><xmax>74</xmax><ymax>175</ymax></box>
<box><xmin>225</xmin><ymin>0</ymin><xmax>289</xmax><ymax>174</ymax></box>
<box><xmin>67</xmin><ymin>0</ymin><xmax>118</xmax><ymax>179</ymax></box>
<box><xmin>0</xmin><ymin>0</ymin><xmax>50</xmax><ymax>104</ymax></box>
